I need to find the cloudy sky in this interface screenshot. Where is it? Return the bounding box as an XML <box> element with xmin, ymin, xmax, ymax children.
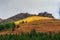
<box><xmin>0</xmin><ymin>0</ymin><xmax>60</xmax><ymax>19</ymax></box>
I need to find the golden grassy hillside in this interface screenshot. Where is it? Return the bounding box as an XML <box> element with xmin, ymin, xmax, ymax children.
<box><xmin>14</xmin><ymin>19</ymin><xmax>60</xmax><ymax>33</ymax></box>
<box><xmin>0</xmin><ymin>16</ymin><xmax>60</xmax><ymax>34</ymax></box>
<box><xmin>15</xmin><ymin>16</ymin><xmax>53</xmax><ymax>25</ymax></box>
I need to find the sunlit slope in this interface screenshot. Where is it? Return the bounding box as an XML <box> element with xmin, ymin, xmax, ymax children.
<box><xmin>15</xmin><ymin>16</ymin><xmax>53</xmax><ymax>25</ymax></box>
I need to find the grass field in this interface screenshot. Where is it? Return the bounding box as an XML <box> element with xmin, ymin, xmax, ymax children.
<box><xmin>15</xmin><ymin>16</ymin><xmax>53</xmax><ymax>25</ymax></box>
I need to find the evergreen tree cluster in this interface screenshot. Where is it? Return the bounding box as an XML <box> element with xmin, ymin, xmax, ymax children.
<box><xmin>0</xmin><ymin>29</ymin><xmax>60</xmax><ymax>40</ymax></box>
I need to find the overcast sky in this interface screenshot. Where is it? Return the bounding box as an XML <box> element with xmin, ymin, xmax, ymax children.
<box><xmin>0</xmin><ymin>0</ymin><xmax>60</xmax><ymax>19</ymax></box>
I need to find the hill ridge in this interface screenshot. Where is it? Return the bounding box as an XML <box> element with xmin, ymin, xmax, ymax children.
<box><xmin>1</xmin><ymin>12</ymin><xmax>54</xmax><ymax>23</ymax></box>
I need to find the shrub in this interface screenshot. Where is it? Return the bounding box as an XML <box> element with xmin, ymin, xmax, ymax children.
<box><xmin>0</xmin><ymin>22</ymin><xmax>16</xmax><ymax>31</ymax></box>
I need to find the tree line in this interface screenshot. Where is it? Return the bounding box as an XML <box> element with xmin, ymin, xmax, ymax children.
<box><xmin>0</xmin><ymin>29</ymin><xmax>60</xmax><ymax>40</ymax></box>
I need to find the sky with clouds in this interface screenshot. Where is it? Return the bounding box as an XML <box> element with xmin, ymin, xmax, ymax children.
<box><xmin>0</xmin><ymin>0</ymin><xmax>60</xmax><ymax>19</ymax></box>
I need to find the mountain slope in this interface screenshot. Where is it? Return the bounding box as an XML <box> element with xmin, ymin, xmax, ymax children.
<box><xmin>0</xmin><ymin>18</ymin><xmax>60</xmax><ymax>34</ymax></box>
<box><xmin>0</xmin><ymin>16</ymin><xmax>59</xmax><ymax>35</ymax></box>
<box><xmin>14</xmin><ymin>19</ymin><xmax>60</xmax><ymax>33</ymax></box>
<box><xmin>15</xmin><ymin>16</ymin><xmax>53</xmax><ymax>25</ymax></box>
<box><xmin>1</xmin><ymin>12</ymin><xmax>54</xmax><ymax>23</ymax></box>
<box><xmin>1</xmin><ymin>13</ymin><xmax>32</xmax><ymax>23</ymax></box>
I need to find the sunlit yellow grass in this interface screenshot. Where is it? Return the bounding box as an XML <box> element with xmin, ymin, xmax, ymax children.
<box><xmin>15</xmin><ymin>16</ymin><xmax>53</xmax><ymax>25</ymax></box>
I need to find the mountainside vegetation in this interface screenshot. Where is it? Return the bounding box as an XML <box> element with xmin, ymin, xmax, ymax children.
<box><xmin>0</xmin><ymin>22</ymin><xmax>15</xmax><ymax>31</ymax></box>
<box><xmin>0</xmin><ymin>29</ymin><xmax>60</xmax><ymax>40</ymax></box>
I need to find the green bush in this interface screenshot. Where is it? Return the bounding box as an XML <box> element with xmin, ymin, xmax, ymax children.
<box><xmin>0</xmin><ymin>22</ymin><xmax>15</xmax><ymax>31</ymax></box>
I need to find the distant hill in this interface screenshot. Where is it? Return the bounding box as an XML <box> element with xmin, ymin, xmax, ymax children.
<box><xmin>1</xmin><ymin>12</ymin><xmax>54</xmax><ymax>23</ymax></box>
